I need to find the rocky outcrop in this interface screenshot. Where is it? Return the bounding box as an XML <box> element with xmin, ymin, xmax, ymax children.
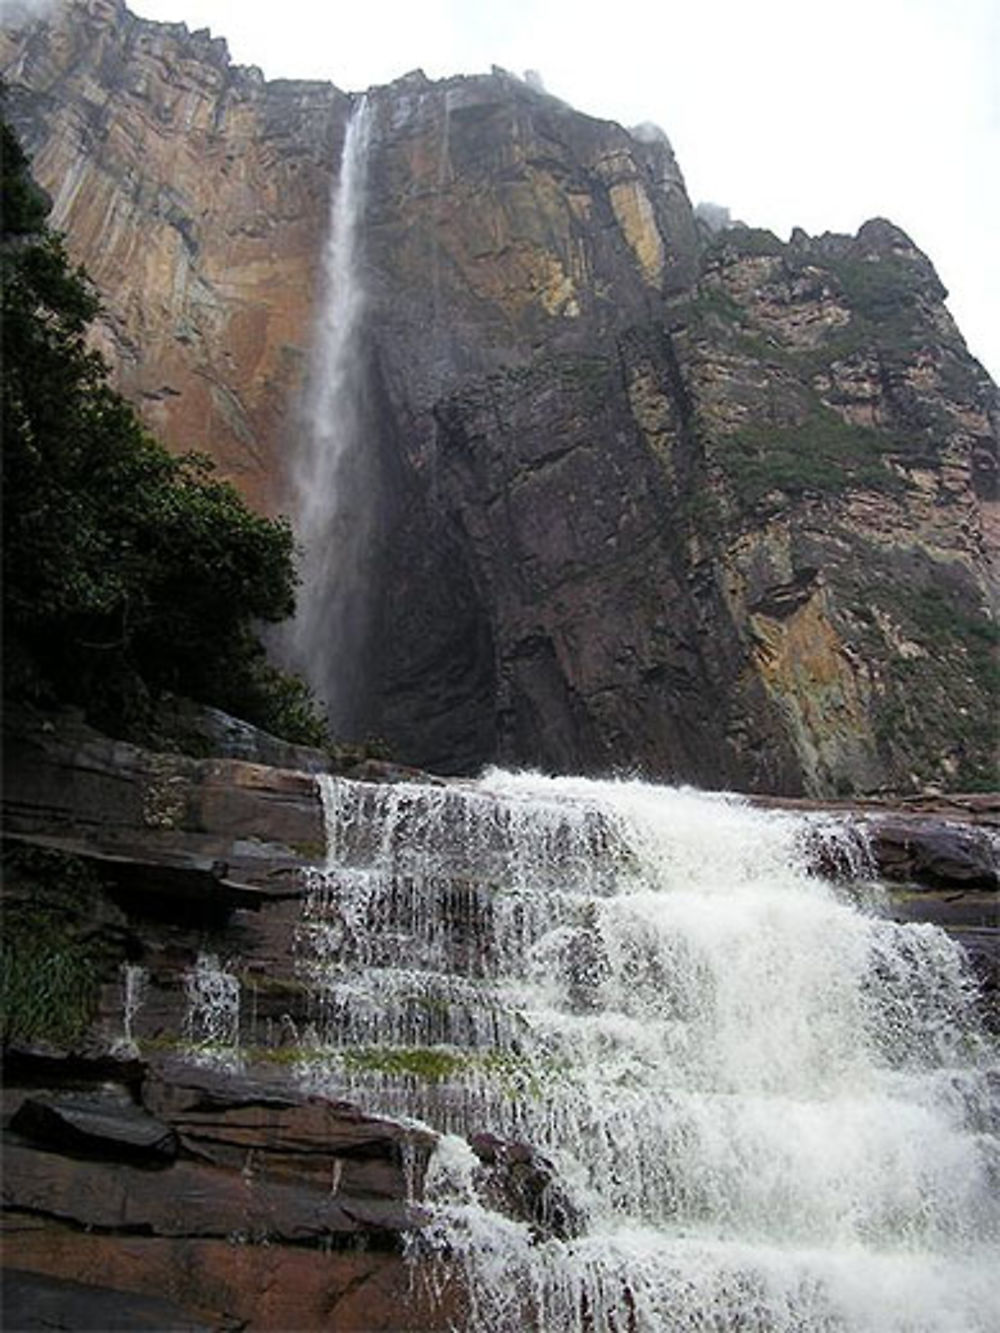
<box><xmin>2</xmin><ymin>704</ymin><xmax>994</xmax><ymax>1054</ymax></box>
<box><xmin>2</xmin><ymin>0</ymin><xmax>996</xmax><ymax>795</ymax></box>
<box><xmin>468</xmin><ymin>1131</ymin><xmax>584</xmax><ymax>1242</ymax></box>
<box><xmin>0</xmin><ymin>707</ymin><xmax>458</xmax><ymax>1328</ymax></box>
<box><xmin>3</xmin><ymin>1059</ymin><xmax>450</xmax><ymax>1331</ymax></box>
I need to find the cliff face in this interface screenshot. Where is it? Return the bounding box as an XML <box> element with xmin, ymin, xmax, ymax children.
<box><xmin>3</xmin><ymin>0</ymin><xmax>997</xmax><ymax>793</ymax></box>
<box><xmin>0</xmin><ymin>0</ymin><xmax>345</xmax><ymax>512</ymax></box>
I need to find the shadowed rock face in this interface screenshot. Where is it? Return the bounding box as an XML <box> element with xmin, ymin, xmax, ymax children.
<box><xmin>2</xmin><ymin>1</ymin><xmax>997</xmax><ymax>793</ymax></box>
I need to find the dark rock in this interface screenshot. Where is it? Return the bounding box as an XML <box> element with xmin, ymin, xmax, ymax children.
<box><xmin>867</xmin><ymin>816</ymin><xmax>998</xmax><ymax>890</ymax></box>
<box><xmin>10</xmin><ymin>1093</ymin><xmax>178</xmax><ymax>1163</ymax></box>
<box><xmin>1</xmin><ymin>1268</ymin><xmax>211</xmax><ymax>1331</ymax></box>
<box><xmin>752</xmin><ymin>792</ymin><xmax>999</xmax><ymax>892</ymax></box>
<box><xmin>468</xmin><ymin>1132</ymin><xmax>585</xmax><ymax>1241</ymax></box>
<box><xmin>150</xmin><ymin>694</ymin><xmax>330</xmax><ymax>772</ymax></box>
<box><xmin>2</xmin><ymin>703</ymin><xmax>322</xmax><ymax>905</ymax></box>
<box><xmin>141</xmin><ymin>1063</ymin><xmax>437</xmax><ymax>1202</ymax></box>
<box><xmin>4</xmin><ymin>1063</ymin><xmax>435</xmax><ymax>1247</ymax></box>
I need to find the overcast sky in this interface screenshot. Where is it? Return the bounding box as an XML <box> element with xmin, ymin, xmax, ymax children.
<box><xmin>10</xmin><ymin>0</ymin><xmax>999</xmax><ymax>380</ymax></box>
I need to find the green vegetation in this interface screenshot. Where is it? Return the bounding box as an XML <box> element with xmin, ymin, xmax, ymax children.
<box><xmin>839</xmin><ymin>563</ymin><xmax>1000</xmax><ymax>790</ymax></box>
<box><xmin>683</xmin><ymin>284</ymin><xmax>745</xmax><ymax>330</ymax></box>
<box><xmin>721</xmin><ymin>404</ymin><xmax>908</xmax><ymax>506</ymax></box>
<box><xmin>342</xmin><ymin>1045</ymin><xmax>471</xmax><ymax>1082</ymax></box>
<box><xmin>826</xmin><ymin>255</ymin><xmax>930</xmax><ymax>324</ymax></box>
<box><xmin>341</xmin><ymin>1045</ymin><xmax>554</xmax><ymax>1097</ymax></box>
<box><xmin>0</xmin><ymin>846</ymin><xmax>118</xmax><ymax>1047</ymax></box>
<box><xmin>1</xmin><ymin>113</ymin><xmax>327</xmax><ymax>747</ymax></box>
<box><xmin>707</xmin><ymin>226</ymin><xmax>784</xmax><ymax>260</ymax></box>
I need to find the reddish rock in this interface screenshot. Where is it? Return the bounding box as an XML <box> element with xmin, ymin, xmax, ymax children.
<box><xmin>2</xmin><ymin>703</ymin><xmax>322</xmax><ymax>903</ymax></box>
<box><xmin>3</xmin><ymin>1225</ymin><xmax>461</xmax><ymax>1331</ymax></box>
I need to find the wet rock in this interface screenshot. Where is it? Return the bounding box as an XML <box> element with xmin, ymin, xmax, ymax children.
<box><xmin>1</xmin><ymin>1268</ymin><xmax>212</xmax><ymax>1331</ymax></box>
<box><xmin>3</xmin><ymin>1141</ymin><xmax>421</xmax><ymax>1242</ymax></box>
<box><xmin>2</xmin><ymin>703</ymin><xmax>321</xmax><ymax>905</ymax></box>
<box><xmin>10</xmin><ymin>1093</ymin><xmax>178</xmax><ymax>1164</ymax></box>
<box><xmin>752</xmin><ymin>792</ymin><xmax>1000</xmax><ymax>892</ymax></box>
<box><xmin>867</xmin><ymin>816</ymin><xmax>999</xmax><ymax>890</ymax></box>
<box><xmin>3</xmin><ymin>1229</ymin><xmax>458</xmax><ymax>1332</ymax></box>
<box><xmin>468</xmin><ymin>1131</ymin><xmax>585</xmax><ymax>1241</ymax></box>
<box><xmin>141</xmin><ymin>1063</ymin><xmax>437</xmax><ymax>1203</ymax></box>
<box><xmin>3</xmin><ymin>1061</ymin><xmax>437</xmax><ymax>1295</ymax></box>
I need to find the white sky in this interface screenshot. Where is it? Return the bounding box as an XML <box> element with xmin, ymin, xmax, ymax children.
<box><xmin>22</xmin><ymin>0</ymin><xmax>1000</xmax><ymax>380</ymax></box>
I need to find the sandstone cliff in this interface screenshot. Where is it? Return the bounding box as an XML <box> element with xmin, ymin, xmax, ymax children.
<box><xmin>3</xmin><ymin>0</ymin><xmax>997</xmax><ymax>794</ymax></box>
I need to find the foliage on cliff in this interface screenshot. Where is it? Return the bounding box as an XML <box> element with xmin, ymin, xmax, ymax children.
<box><xmin>1</xmin><ymin>117</ymin><xmax>325</xmax><ymax>745</ymax></box>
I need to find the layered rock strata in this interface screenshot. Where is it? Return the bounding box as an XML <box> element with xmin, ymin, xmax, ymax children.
<box><xmin>2</xmin><ymin>0</ymin><xmax>997</xmax><ymax>793</ymax></box>
<box><xmin>2</xmin><ymin>707</ymin><xmax>997</xmax><ymax>1324</ymax></box>
<box><xmin>3</xmin><ymin>1060</ymin><xmax>450</xmax><ymax>1331</ymax></box>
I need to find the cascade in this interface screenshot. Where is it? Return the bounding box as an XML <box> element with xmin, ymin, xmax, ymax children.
<box><xmin>288</xmin><ymin>96</ymin><xmax>374</xmax><ymax>733</ymax></box>
<box><xmin>290</xmin><ymin>771</ymin><xmax>998</xmax><ymax>1331</ymax></box>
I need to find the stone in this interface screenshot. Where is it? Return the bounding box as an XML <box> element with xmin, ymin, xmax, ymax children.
<box><xmin>3</xmin><ymin>1230</ymin><xmax>459</xmax><ymax>1331</ymax></box>
<box><xmin>2</xmin><ymin>1058</ymin><xmax>451</xmax><ymax>1329</ymax></box>
<box><xmin>1</xmin><ymin>1268</ymin><xmax>212</xmax><ymax>1331</ymax></box>
<box><xmin>140</xmin><ymin>1063</ymin><xmax>437</xmax><ymax>1203</ymax></box>
<box><xmin>10</xmin><ymin>1093</ymin><xmax>178</xmax><ymax>1163</ymax></box>
<box><xmin>2</xmin><ymin>703</ymin><xmax>323</xmax><ymax>904</ymax></box>
<box><xmin>468</xmin><ymin>1131</ymin><xmax>585</xmax><ymax>1241</ymax></box>
<box><xmin>867</xmin><ymin>816</ymin><xmax>999</xmax><ymax>889</ymax></box>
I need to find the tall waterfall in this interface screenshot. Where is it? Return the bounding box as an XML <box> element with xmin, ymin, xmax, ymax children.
<box><xmin>295</xmin><ymin>771</ymin><xmax>998</xmax><ymax>1331</ymax></box>
<box><xmin>288</xmin><ymin>97</ymin><xmax>374</xmax><ymax>733</ymax></box>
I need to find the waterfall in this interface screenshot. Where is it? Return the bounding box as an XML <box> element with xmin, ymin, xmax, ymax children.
<box><xmin>288</xmin><ymin>97</ymin><xmax>374</xmax><ymax>734</ymax></box>
<box><xmin>293</xmin><ymin>771</ymin><xmax>998</xmax><ymax>1331</ymax></box>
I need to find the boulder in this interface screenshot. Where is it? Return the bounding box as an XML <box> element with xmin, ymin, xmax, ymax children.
<box><xmin>468</xmin><ymin>1131</ymin><xmax>585</xmax><ymax>1241</ymax></box>
<box><xmin>10</xmin><ymin>1093</ymin><xmax>178</xmax><ymax>1163</ymax></box>
<box><xmin>2</xmin><ymin>1059</ymin><xmax>443</xmax><ymax>1327</ymax></box>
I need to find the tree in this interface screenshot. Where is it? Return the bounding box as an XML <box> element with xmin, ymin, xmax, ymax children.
<box><xmin>1</xmin><ymin>113</ymin><xmax>326</xmax><ymax>745</ymax></box>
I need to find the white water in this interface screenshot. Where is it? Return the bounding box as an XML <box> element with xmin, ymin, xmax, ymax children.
<box><xmin>182</xmin><ymin>951</ymin><xmax>242</xmax><ymax>1066</ymax></box>
<box><xmin>287</xmin><ymin>97</ymin><xmax>374</xmax><ymax>732</ymax></box>
<box><xmin>295</xmin><ymin>770</ymin><xmax>998</xmax><ymax>1331</ymax></box>
<box><xmin>111</xmin><ymin>962</ymin><xmax>147</xmax><ymax>1059</ymax></box>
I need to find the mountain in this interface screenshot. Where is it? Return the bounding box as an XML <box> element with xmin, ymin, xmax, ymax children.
<box><xmin>2</xmin><ymin>0</ymin><xmax>997</xmax><ymax>795</ymax></box>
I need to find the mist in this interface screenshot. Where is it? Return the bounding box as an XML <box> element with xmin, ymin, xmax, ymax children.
<box><xmin>0</xmin><ymin>0</ymin><xmax>59</xmax><ymax>23</ymax></box>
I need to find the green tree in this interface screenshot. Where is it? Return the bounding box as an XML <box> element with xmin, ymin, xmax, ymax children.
<box><xmin>1</xmin><ymin>115</ymin><xmax>326</xmax><ymax>745</ymax></box>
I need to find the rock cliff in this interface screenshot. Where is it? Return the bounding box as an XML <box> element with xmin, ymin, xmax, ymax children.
<box><xmin>2</xmin><ymin>0</ymin><xmax>997</xmax><ymax>793</ymax></box>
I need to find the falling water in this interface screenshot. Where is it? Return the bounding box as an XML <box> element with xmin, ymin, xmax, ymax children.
<box><xmin>182</xmin><ymin>952</ymin><xmax>242</xmax><ymax>1066</ymax></box>
<box><xmin>293</xmin><ymin>771</ymin><xmax>998</xmax><ymax>1331</ymax></box>
<box><xmin>111</xmin><ymin>962</ymin><xmax>147</xmax><ymax>1059</ymax></box>
<box><xmin>288</xmin><ymin>97</ymin><xmax>374</xmax><ymax>733</ymax></box>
